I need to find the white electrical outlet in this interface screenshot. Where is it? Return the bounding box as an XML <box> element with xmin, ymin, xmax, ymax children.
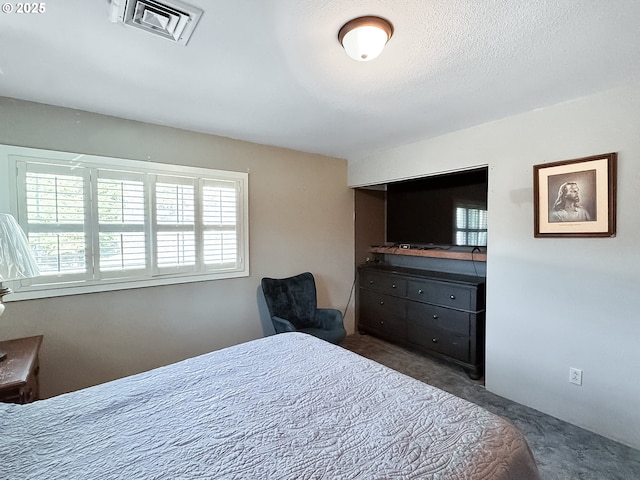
<box><xmin>569</xmin><ymin>367</ymin><xmax>583</xmax><ymax>386</ymax></box>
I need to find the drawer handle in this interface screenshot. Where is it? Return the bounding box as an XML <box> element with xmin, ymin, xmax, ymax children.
<box><xmin>380</xmin><ymin>301</ymin><xmax>384</xmax><ymax>305</ymax></box>
<box><xmin>432</xmin><ymin>338</ymin><xmax>438</xmax><ymax>343</ymax></box>
<box><xmin>418</xmin><ymin>289</ymin><xmax>424</xmax><ymax>294</ymax></box>
<box><xmin>391</xmin><ymin>283</ymin><xmax>396</xmax><ymax>288</ymax></box>
<box><xmin>432</xmin><ymin>314</ymin><xmax>438</xmax><ymax>319</ymax></box>
<box><xmin>450</xmin><ymin>294</ymin><xmax>456</xmax><ymax>300</ymax></box>
<box><xmin>369</xmin><ymin>280</ymin><xmax>374</xmax><ymax>284</ymax></box>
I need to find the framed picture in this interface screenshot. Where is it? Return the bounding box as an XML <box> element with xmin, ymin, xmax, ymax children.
<box><xmin>533</xmin><ymin>152</ymin><xmax>617</xmax><ymax>238</ymax></box>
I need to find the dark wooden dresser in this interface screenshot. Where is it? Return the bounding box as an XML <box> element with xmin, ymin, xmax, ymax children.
<box><xmin>0</xmin><ymin>335</ymin><xmax>43</xmax><ymax>404</ymax></box>
<box><xmin>357</xmin><ymin>265</ymin><xmax>485</xmax><ymax>378</ymax></box>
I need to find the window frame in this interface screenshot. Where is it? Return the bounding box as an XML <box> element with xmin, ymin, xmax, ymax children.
<box><xmin>1</xmin><ymin>145</ymin><xmax>249</xmax><ymax>301</ymax></box>
<box><xmin>454</xmin><ymin>203</ymin><xmax>488</xmax><ymax>247</ymax></box>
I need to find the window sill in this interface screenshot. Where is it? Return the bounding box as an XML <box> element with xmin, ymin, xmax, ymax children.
<box><xmin>5</xmin><ymin>269</ymin><xmax>249</xmax><ymax>302</ymax></box>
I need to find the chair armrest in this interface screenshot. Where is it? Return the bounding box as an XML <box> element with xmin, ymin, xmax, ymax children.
<box><xmin>272</xmin><ymin>316</ymin><xmax>297</xmax><ymax>334</ymax></box>
<box><xmin>315</xmin><ymin>308</ymin><xmax>345</xmax><ymax>330</ymax></box>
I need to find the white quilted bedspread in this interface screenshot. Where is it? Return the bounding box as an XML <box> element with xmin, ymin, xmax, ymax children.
<box><xmin>0</xmin><ymin>333</ymin><xmax>540</xmax><ymax>479</ymax></box>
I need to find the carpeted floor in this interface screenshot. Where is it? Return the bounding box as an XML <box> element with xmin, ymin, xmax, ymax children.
<box><xmin>341</xmin><ymin>333</ymin><xmax>640</xmax><ymax>480</ymax></box>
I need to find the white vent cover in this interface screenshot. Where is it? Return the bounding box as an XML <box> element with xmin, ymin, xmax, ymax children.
<box><xmin>110</xmin><ymin>0</ymin><xmax>203</xmax><ymax>46</ymax></box>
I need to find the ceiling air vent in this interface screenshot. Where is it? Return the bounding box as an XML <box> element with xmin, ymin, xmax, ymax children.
<box><xmin>110</xmin><ymin>0</ymin><xmax>203</xmax><ymax>46</ymax></box>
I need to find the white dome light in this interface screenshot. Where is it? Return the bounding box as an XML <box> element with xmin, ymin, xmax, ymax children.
<box><xmin>338</xmin><ymin>16</ymin><xmax>393</xmax><ymax>62</ymax></box>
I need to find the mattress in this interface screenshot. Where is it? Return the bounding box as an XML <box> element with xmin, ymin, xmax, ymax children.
<box><xmin>0</xmin><ymin>332</ymin><xmax>540</xmax><ymax>479</ymax></box>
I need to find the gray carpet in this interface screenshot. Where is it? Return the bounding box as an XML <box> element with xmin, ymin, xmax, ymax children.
<box><xmin>341</xmin><ymin>333</ymin><xmax>640</xmax><ymax>480</ymax></box>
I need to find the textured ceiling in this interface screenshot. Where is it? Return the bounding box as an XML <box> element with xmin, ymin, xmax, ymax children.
<box><xmin>1</xmin><ymin>1</ymin><xmax>640</xmax><ymax>160</ymax></box>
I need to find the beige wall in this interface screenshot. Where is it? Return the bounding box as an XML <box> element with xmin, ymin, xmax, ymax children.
<box><xmin>348</xmin><ymin>82</ymin><xmax>640</xmax><ymax>450</ymax></box>
<box><xmin>0</xmin><ymin>97</ymin><xmax>355</xmax><ymax>398</ymax></box>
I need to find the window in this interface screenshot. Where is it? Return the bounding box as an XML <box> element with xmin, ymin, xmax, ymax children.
<box><xmin>2</xmin><ymin>145</ymin><xmax>249</xmax><ymax>299</ymax></box>
<box><xmin>455</xmin><ymin>205</ymin><xmax>488</xmax><ymax>246</ymax></box>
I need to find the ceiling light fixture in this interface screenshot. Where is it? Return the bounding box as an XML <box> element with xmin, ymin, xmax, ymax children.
<box><xmin>338</xmin><ymin>16</ymin><xmax>393</xmax><ymax>62</ymax></box>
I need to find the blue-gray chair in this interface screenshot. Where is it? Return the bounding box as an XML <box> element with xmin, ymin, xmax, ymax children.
<box><xmin>261</xmin><ymin>272</ymin><xmax>346</xmax><ymax>344</ymax></box>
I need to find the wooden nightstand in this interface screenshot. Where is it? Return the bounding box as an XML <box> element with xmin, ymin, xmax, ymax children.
<box><xmin>0</xmin><ymin>335</ymin><xmax>43</xmax><ymax>404</ymax></box>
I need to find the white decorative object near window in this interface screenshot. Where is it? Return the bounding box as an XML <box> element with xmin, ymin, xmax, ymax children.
<box><xmin>0</xmin><ymin>145</ymin><xmax>249</xmax><ymax>300</ymax></box>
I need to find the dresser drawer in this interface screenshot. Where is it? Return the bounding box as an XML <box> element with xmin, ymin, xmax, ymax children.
<box><xmin>358</xmin><ymin>290</ymin><xmax>407</xmax><ymax>341</ymax></box>
<box><xmin>408</xmin><ymin>326</ymin><xmax>470</xmax><ymax>363</ymax></box>
<box><xmin>360</xmin><ymin>270</ymin><xmax>407</xmax><ymax>296</ymax></box>
<box><xmin>407</xmin><ymin>279</ymin><xmax>475</xmax><ymax>310</ymax></box>
<box><xmin>406</xmin><ymin>309</ymin><xmax>469</xmax><ymax>362</ymax></box>
<box><xmin>407</xmin><ymin>302</ymin><xmax>471</xmax><ymax>336</ymax></box>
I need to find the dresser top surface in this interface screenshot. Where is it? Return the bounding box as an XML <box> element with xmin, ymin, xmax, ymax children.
<box><xmin>358</xmin><ymin>264</ymin><xmax>486</xmax><ymax>286</ymax></box>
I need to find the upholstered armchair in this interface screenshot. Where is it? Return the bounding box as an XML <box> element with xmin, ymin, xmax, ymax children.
<box><xmin>261</xmin><ymin>272</ymin><xmax>346</xmax><ymax>344</ymax></box>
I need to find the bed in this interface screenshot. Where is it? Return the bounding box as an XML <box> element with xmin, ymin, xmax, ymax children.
<box><xmin>1</xmin><ymin>332</ymin><xmax>540</xmax><ymax>479</ymax></box>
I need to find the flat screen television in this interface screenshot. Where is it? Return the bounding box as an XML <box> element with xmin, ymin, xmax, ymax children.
<box><xmin>386</xmin><ymin>167</ymin><xmax>488</xmax><ymax>248</ymax></box>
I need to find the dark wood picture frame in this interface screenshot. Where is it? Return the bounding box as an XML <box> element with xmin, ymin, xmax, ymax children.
<box><xmin>533</xmin><ymin>152</ymin><xmax>617</xmax><ymax>238</ymax></box>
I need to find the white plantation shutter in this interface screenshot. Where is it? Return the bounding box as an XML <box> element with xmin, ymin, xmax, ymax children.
<box><xmin>154</xmin><ymin>176</ymin><xmax>196</xmax><ymax>272</ymax></box>
<box><xmin>18</xmin><ymin>162</ymin><xmax>90</xmax><ymax>282</ymax></box>
<box><xmin>7</xmin><ymin>149</ymin><xmax>248</xmax><ymax>299</ymax></box>
<box><xmin>202</xmin><ymin>180</ymin><xmax>239</xmax><ymax>267</ymax></box>
<box><xmin>96</xmin><ymin>171</ymin><xmax>148</xmax><ymax>276</ymax></box>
